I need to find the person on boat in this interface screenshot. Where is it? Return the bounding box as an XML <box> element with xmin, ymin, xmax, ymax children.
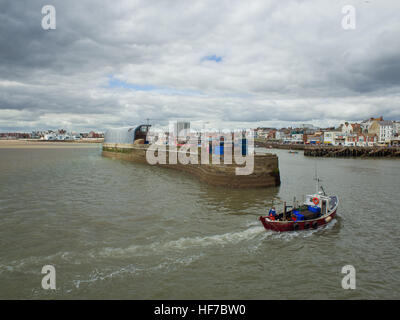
<box><xmin>268</xmin><ymin>207</ymin><xmax>277</xmax><ymax>220</ymax></box>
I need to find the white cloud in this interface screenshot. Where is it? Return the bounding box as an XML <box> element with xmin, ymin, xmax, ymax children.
<box><xmin>1</xmin><ymin>0</ymin><xmax>400</xmax><ymax>131</ymax></box>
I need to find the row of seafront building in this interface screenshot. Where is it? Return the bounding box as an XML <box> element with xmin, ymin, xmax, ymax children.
<box><xmin>253</xmin><ymin>117</ymin><xmax>400</xmax><ymax>147</ymax></box>
<box><xmin>0</xmin><ymin>129</ymin><xmax>104</xmax><ymax>141</ymax></box>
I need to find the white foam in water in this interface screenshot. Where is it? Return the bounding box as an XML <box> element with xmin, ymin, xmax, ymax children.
<box><xmin>72</xmin><ymin>253</ymin><xmax>204</xmax><ymax>290</ymax></box>
<box><xmin>150</xmin><ymin>254</ymin><xmax>205</xmax><ymax>273</ymax></box>
<box><xmin>245</xmin><ymin>220</ymin><xmax>262</xmax><ymax>227</ymax></box>
<box><xmin>164</xmin><ymin>225</ymin><xmax>266</xmax><ymax>249</ymax></box>
<box><xmin>271</xmin><ymin>218</ymin><xmax>338</xmax><ymax>241</ymax></box>
<box><xmin>72</xmin><ymin>220</ymin><xmax>339</xmax><ymax>291</ymax></box>
<box><xmin>1</xmin><ymin>218</ymin><xmax>338</xmax><ymax>285</ymax></box>
<box><xmin>0</xmin><ymin>250</ymin><xmax>87</xmax><ymax>277</ymax></box>
<box><xmin>73</xmin><ymin>265</ymin><xmax>141</xmax><ymax>289</ymax></box>
<box><xmin>98</xmin><ymin>218</ymin><xmax>339</xmax><ymax>259</ymax></box>
<box><xmin>98</xmin><ymin>225</ymin><xmax>266</xmax><ymax>258</ymax></box>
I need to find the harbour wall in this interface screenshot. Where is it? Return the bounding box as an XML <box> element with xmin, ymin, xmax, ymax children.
<box><xmin>254</xmin><ymin>141</ymin><xmax>305</xmax><ymax>150</ymax></box>
<box><xmin>102</xmin><ymin>143</ymin><xmax>281</xmax><ymax>188</ymax></box>
<box><xmin>304</xmin><ymin>146</ymin><xmax>400</xmax><ymax>158</ymax></box>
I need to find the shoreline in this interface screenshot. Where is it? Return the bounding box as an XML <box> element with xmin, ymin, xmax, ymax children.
<box><xmin>0</xmin><ymin>139</ymin><xmax>102</xmax><ymax>148</ymax></box>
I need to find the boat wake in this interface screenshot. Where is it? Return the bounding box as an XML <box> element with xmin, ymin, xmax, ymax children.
<box><xmin>1</xmin><ymin>218</ymin><xmax>339</xmax><ymax>297</ymax></box>
<box><xmin>98</xmin><ymin>225</ymin><xmax>266</xmax><ymax>258</ymax></box>
<box><xmin>0</xmin><ymin>218</ymin><xmax>338</xmax><ymax>276</ymax></box>
<box><xmin>97</xmin><ymin>217</ymin><xmax>338</xmax><ymax>260</ymax></box>
<box><xmin>72</xmin><ymin>253</ymin><xmax>205</xmax><ymax>290</ymax></box>
<box><xmin>0</xmin><ymin>218</ymin><xmax>338</xmax><ymax>279</ymax></box>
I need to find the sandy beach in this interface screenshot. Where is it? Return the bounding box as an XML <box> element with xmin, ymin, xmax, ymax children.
<box><xmin>0</xmin><ymin>139</ymin><xmax>102</xmax><ymax>149</ymax></box>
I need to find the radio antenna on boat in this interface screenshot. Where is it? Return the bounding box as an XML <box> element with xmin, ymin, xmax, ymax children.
<box><xmin>314</xmin><ymin>161</ymin><xmax>322</xmax><ymax>193</ymax></box>
<box><xmin>314</xmin><ymin>176</ymin><xmax>323</xmax><ymax>193</ymax></box>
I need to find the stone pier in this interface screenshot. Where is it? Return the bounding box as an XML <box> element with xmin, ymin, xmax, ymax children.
<box><xmin>102</xmin><ymin>143</ymin><xmax>281</xmax><ymax>188</ymax></box>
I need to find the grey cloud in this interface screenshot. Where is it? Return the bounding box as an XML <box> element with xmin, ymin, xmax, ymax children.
<box><xmin>1</xmin><ymin>0</ymin><xmax>400</xmax><ymax>132</ymax></box>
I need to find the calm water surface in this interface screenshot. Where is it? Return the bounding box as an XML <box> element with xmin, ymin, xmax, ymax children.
<box><xmin>0</xmin><ymin>145</ymin><xmax>399</xmax><ymax>299</ymax></box>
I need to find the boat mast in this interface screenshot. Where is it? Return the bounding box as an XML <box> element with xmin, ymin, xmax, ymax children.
<box><xmin>314</xmin><ymin>162</ymin><xmax>322</xmax><ymax>193</ymax></box>
<box><xmin>283</xmin><ymin>201</ymin><xmax>286</xmax><ymax>221</ymax></box>
<box><xmin>315</xmin><ymin>177</ymin><xmax>320</xmax><ymax>193</ymax></box>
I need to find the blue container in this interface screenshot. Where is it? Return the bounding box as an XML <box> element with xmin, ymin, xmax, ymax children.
<box><xmin>293</xmin><ymin>211</ymin><xmax>305</xmax><ymax>221</ymax></box>
<box><xmin>308</xmin><ymin>205</ymin><xmax>321</xmax><ymax>213</ymax></box>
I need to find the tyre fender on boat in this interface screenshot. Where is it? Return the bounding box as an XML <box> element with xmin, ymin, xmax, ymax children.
<box><xmin>304</xmin><ymin>223</ymin><xmax>310</xmax><ymax>229</ymax></box>
<box><xmin>312</xmin><ymin>221</ymin><xmax>318</xmax><ymax>229</ymax></box>
<box><xmin>293</xmin><ymin>223</ymin><xmax>299</xmax><ymax>231</ymax></box>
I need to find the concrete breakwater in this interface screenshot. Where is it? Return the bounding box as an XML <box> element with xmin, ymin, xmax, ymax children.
<box><xmin>304</xmin><ymin>146</ymin><xmax>400</xmax><ymax>158</ymax></box>
<box><xmin>102</xmin><ymin>143</ymin><xmax>281</xmax><ymax>188</ymax></box>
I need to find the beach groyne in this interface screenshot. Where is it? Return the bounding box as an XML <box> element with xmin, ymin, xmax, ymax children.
<box><xmin>304</xmin><ymin>146</ymin><xmax>400</xmax><ymax>158</ymax></box>
<box><xmin>102</xmin><ymin>143</ymin><xmax>281</xmax><ymax>188</ymax></box>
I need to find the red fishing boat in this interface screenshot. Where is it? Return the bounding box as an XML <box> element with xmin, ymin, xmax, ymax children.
<box><xmin>259</xmin><ymin>182</ymin><xmax>339</xmax><ymax>232</ymax></box>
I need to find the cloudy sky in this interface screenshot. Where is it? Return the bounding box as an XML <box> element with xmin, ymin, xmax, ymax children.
<box><xmin>1</xmin><ymin>0</ymin><xmax>400</xmax><ymax>132</ymax></box>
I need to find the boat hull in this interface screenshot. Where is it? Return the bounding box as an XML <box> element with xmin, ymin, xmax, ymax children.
<box><xmin>259</xmin><ymin>209</ymin><xmax>337</xmax><ymax>232</ymax></box>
